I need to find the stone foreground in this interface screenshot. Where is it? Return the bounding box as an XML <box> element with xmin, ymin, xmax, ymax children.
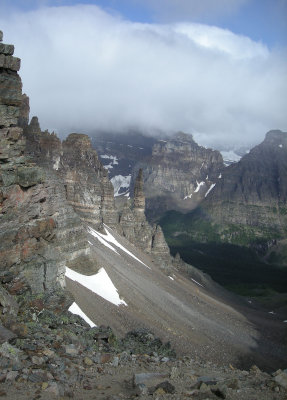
<box><xmin>0</xmin><ymin>307</ymin><xmax>286</xmax><ymax>399</ymax></box>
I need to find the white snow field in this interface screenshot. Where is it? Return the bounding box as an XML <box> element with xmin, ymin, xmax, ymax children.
<box><xmin>68</xmin><ymin>302</ymin><xmax>97</xmax><ymax>327</ymax></box>
<box><xmin>66</xmin><ymin>266</ymin><xmax>127</xmax><ymax>306</ymax></box>
<box><xmin>88</xmin><ymin>225</ymin><xmax>150</xmax><ymax>269</ymax></box>
<box><xmin>111</xmin><ymin>175</ymin><xmax>131</xmax><ymax>197</ymax></box>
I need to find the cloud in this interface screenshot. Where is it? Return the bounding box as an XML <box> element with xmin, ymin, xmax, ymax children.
<box><xmin>0</xmin><ymin>4</ymin><xmax>286</xmax><ymax>147</ymax></box>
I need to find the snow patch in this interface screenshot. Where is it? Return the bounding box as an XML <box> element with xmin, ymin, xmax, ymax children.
<box><xmin>184</xmin><ymin>180</ymin><xmax>206</xmax><ymax>199</ymax></box>
<box><xmin>103</xmin><ymin>164</ymin><xmax>113</xmax><ymax>170</ymax></box>
<box><xmin>268</xmin><ymin>311</ymin><xmax>275</xmax><ymax>315</ymax></box>
<box><xmin>100</xmin><ymin>155</ymin><xmax>118</xmax><ymax>163</ymax></box>
<box><xmin>194</xmin><ymin>181</ymin><xmax>205</xmax><ymax>193</ymax></box>
<box><xmin>68</xmin><ymin>302</ymin><xmax>96</xmax><ymax>327</ymax></box>
<box><xmin>66</xmin><ymin>267</ymin><xmax>127</xmax><ymax>306</ymax></box>
<box><xmin>220</xmin><ymin>150</ymin><xmax>241</xmax><ymax>165</ymax></box>
<box><xmin>191</xmin><ymin>278</ymin><xmax>204</xmax><ymax>287</ymax></box>
<box><xmin>184</xmin><ymin>193</ymin><xmax>192</xmax><ymax>200</ymax></box>
<box><xmin>218</xmin><ymin>173</ymin><xmax>222</xmax><ymax>179</ymax></box>
<box><xmin>89</xmin><ymin>225</ymin><xmax>151</xmax><ymax>269</ymax></box>
<box><xmin>102</xmin><ymin>225</ymin><xmax>150</xmax><ymax>268</ymax></box>
<box><xmin>100</xmin><ymin>155</ymin><xmax>111</xmax><ymax>158</ymax></box>
<box><xmin>279</xmin><ymin>144</ymin><xmax>283</xmax><ymax>148</ymax></box>
<box><xmin>88</xmin><ymin>227</ymin><xmax>119</xmax><ymax>254</ymax></box>
<box><xmin>100</xmin><ymin>155</ymin><xmax>118</xmax><ymax>170</ymax></box>
<box><xmin>53</xmin><ymin>157</ymin><xmax>60</xmax><ymax>171</ymax></box>
<box><xmin>169</xmin><ymin>276</ymin><xmax>174</xmax><ymax>281</ymax></box>
<box><xmin>111</xmin><ymin>175</ymin><xmax>131</xmax><ymax>197</ymax></box>
<box><xmin>205</xmin><ymin>183</ymin><xmax>216</xmax><ymax>197</ymax></box>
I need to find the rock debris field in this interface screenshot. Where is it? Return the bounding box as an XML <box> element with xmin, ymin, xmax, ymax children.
<box><xmin>0</xmin><ymin>308</ymin><xmax>287</xmax><ymax>400</ymax></box>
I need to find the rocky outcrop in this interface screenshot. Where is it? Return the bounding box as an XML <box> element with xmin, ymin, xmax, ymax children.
<box><xmin>0</xmin><ymin>32</ymin><xmax>91</xmax><ymax>299</ymax></box>
<box><xmin>24</xmin><ymin>122</ymin><xmax>118</xmax><ymax>228</ymax></box>
<box><xmin>18</xmin><ymin>93</ymin><xmax>30</xmax><ymax>128</ymax></box>
<box><xmin>133</xmin><ymin>168</ymin><xmax>145</xmax><ymax>217</ymax></box>
<box><xmin>1</xmin><ymin>313</ymin><xmax>285</xmax><ymax>399</ymax></box>
<box><xmin>23</xmin><ymin>116</ymin><xmax>62</xmax><ymax>169</ymax></box>
<box><xmin>151</xmin><ymin>224</ymin><xmax>171</xmax><ymax>264</ymax></box>
<box><xmin>135</xmin><ymin>132</ymin><xmax>224</xmax><ymax>220</ymax></box>
<box><xmin>119</xmin><ymin>169</ymin><xmax>172</xmax><ymax>266</ymax></box>
<box><xmin>62</xmin><ymin>133</ymin><xmax>118</xmax><ymax>227</ymax></box>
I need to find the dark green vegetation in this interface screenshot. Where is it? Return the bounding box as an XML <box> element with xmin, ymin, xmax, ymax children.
<box><xmin>159</xmin><ymin>210</ymin><xmax>287</xmax><ymax>297</ymax></box>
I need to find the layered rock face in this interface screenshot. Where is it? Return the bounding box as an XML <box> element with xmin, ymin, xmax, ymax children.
<box><xmin>133</xmin><ymin>168</ymin><xmax>145</xmax><ymax>217</ymax></box>
<box><xmin>204</xmin><ymin>131</ymin><xmax>287</xmax><ymax>233</ymax></box>
<box><xmin>185</xmin><ymin>130</ymin><xmax>287</xmax><ymax>262</ymax></box>
<box><xmin>0</xmin><ymin>32</ymin><xmax>91</xmax><ymax>297</ymax></box>
<box><xmin>62</xmin><ymin>133</ymin><xmax>118</xmax><ymax>227</ymax></box>
<box><xmin>24</xmin><ymin>122</ymin><xmax>118</xmax><ymax>228</ymax></box>
<box><xmin>136</xmin><ymin>132</ymin><xmax>224</xmax><ymax>219</ymax></box>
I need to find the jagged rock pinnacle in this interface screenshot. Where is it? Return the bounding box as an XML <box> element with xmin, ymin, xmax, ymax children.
<box><xmin>133</xmin><ymin>168</ymin><xmax>145</xmax><ymax>212</ymax></box>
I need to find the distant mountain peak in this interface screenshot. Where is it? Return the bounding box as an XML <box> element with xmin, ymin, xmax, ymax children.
<box><xmin>264</xmin><ymin>129</ymin><xmax>287</xmax><ymax>147</ymax></box>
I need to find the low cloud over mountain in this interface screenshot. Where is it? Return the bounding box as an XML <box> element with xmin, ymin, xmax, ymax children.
<box><xmin>1</xmin><ymin>4</ymin><xmax>286</xmax><ymax>146</ymax></box>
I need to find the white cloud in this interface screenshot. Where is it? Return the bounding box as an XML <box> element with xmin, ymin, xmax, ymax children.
<box><xmin>0</xmin><ymin>4</ymin><xmax>286</xmax><ymax>147</ymax></box>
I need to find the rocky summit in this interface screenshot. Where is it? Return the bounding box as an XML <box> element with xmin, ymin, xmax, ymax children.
<box><xmin>0</xmin><ymin>30</ymin><xmax>287</xmax><ymax>400</ymax></box>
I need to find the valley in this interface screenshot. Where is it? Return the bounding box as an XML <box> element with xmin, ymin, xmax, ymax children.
<box><xmin>90</xmin><ymin>128</ymin><xmax>287</xmax><ymax>304</ymax></box>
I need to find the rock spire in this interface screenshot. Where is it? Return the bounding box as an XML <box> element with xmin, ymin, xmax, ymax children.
<box><xmin>133</xmin><ymin>168</ymin><xmax>145</xmax><ymax>214</ymax></box>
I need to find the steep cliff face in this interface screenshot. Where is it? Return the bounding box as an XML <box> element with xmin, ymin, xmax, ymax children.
<box><xmin>24</xmin><ymin>122</ymin><xmax>119</xmax><ymax>228</ymax></box>
<box><xmin>62</xmin><ymin>133</ymin><xmax>118</xmax><ymax>228</ymax></box>
<box><xmin>202</xmin><ymin>130</ymin><xmax>287</xmax><ymax>243</ymax></box>
<box><xmin>0</xmin><ymin>32</ymin><xmax>91</xmax><ymax>298</ymax></box>
<box><xmin>161</xmin><ymin>131</ymin><xmax>287</xmax><ymax>266</ymax></box>
<box><xmin>136</xmin><ymin>132</ymin><xmax>224</xmax><ymax>219</ymax></box>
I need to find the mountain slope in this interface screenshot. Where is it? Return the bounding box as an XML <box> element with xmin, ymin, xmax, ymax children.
<box><xmin>66</xmin><ymin>224</ymin><xmax>287</xmax><ymax>370</ymax></box>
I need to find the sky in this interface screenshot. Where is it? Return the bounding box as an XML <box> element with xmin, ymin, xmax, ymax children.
<box><xmin>0</xmin><ymin>0</ymin><xmax>286</xmax><ymax>148</ymax></box>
